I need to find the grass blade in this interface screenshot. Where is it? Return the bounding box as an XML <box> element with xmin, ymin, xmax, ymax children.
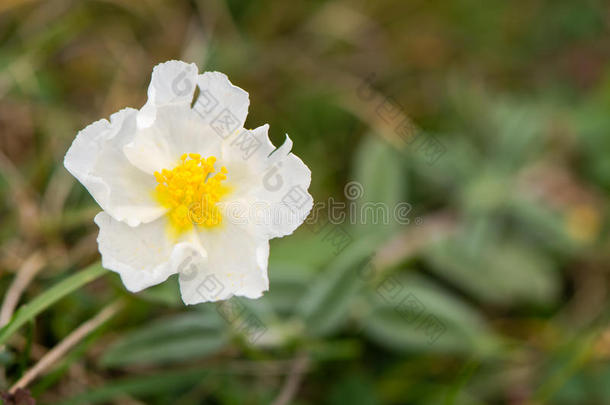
<box><xmin>0</xmin><ymin>262</ymin><xmax>105</xmax><ymax>346</ymax></box>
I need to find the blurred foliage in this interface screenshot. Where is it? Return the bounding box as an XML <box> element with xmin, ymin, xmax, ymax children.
<box><xmin>1</xmin><ymin>0</ymin><xmax>610</xmax><ymax>404</ymax></box>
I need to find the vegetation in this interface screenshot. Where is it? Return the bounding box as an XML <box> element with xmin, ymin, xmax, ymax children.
<box><xmin>1</xmin><ymin>0</ymin><xmax>609</xmax><ymax>403</ymax></box>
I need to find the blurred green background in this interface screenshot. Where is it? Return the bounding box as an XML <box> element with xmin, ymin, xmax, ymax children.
<box><xmin>1</xmin><ymin>0</ymin><xmax>610</xmax><ymax>404</ymax></box>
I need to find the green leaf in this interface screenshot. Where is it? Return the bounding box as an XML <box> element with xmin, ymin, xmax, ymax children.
<box><xmin>50</xmin><ymin>367</ymin><xmax>211</xmax><ymax>405</ymax></box>
<box><xmin>307</xmin><ymin>339</ymin><xmax>363</xmax><ymax>362</ymax></box>
<box><xmin>329</xmin><ymin>374</ymin><xmax>380</xmax><ymax>405</ymax></box>
<box><xmin>352</xmin><ymin>134</ymin><xmax>407</xmax><ymax>237</ymax></box>
<box><xmin>298</xmin><ymin>232</ymin><xmax>383</xmax><ymax>336</ymax></box>
<box><xmin>136</xmin><ymin>274</ymin><xmax>182</xmax><ymax>306</ymax></box>
<box><xmin>270</xmin><ymin>232</ymin><xmax>347</xmax><ymax>271</ymax></box>
<box><xmin>264</xmin><ymin>266</ymin><xmax>311</xmax><ymax>315</ymax></box>
<box><xmin>489</xmin><ymin>101</ymin><xmax>545</xmax><ymax>170</ymax></box>
<box><xmin>0</xmin><ymin>262</ymin><xmax>105</xmax><ymax>346</ymax></box>
<box><xmin>101</xmin><ymin>311</ymin><xmax>226</xmax><ymax>367</ymax></box>
<box><xmin>361</xmin><ymin>274</ymin><xmax>496</xmax><ymax>354</ymax></box>
<box><xmin>424</xmin><ymin>231</ymin><xmax>559</xmax><ymax>306</ymax></box>
<box><xmin>508</xmin><ymin>197</ymin><xmax>580</xmax><ymax>254</ymax></box>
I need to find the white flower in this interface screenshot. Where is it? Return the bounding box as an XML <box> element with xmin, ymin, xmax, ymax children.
<box><xmin>64</xmin><ymin>61</ymin><xmax>312</xmax><ymax>304</ymax></box>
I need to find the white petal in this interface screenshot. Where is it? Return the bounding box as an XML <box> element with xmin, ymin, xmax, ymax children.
<box><xmin>138</xmin><ymin>60</ymin><xmax>198</xmax><ymax>128</ymax></box>
<box><xmin>64</xmin><ymin>108</ymin><xmax>166</xmax><ymax>226</ymax></box>
<box><xmin>126</xmin><ymin>67</ymin><xmax>250</xmax><ymax>175</ymax></box>
<box><xmin>124</xmin><ymin>105</ymin><xmax>223</xmax><ymax>174</ymax></box>
<box><xmin>95</xmin><ymin>212</ymin><xmax>206</xmax><ymax>293</ymax></box>
<box><xmin>255</xmin><ymin>144</ymin><xmax>313</xmax><ymax>238</ymax></box>
<box><xmin>179</xmin><ymin>224</ymin><xmax>269</xmax><ymax>305</ymax></box>
<box><xmin>221</xmin><ymin>125</ymin><xmax>313</xmax><ymax>238</ymax></box>
<box><xmin>193</xmin><ymin>71</ymin><xmax>250</xmax><ymax>131</ymax></box>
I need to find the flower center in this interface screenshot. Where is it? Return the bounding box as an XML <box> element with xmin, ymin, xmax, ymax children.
<box><xmin>154</xmin><ymin>153</ymin><xmax>229</xmax><ymax>234</ymax></box>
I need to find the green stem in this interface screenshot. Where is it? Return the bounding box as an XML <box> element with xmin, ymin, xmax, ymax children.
<box><xmin>0</xmin><ymin>262</ymin><xmax>105</xmax><ymax>346</ymax></box>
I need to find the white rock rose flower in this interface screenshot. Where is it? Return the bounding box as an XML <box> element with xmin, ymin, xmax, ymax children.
<box><xmin>64</xmin><ymin>60</ymin><xmax>313</xmax><ymax>304</ymax></box>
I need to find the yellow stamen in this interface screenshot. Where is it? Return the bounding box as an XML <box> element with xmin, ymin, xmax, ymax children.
<box><xmin>154</xmin><ymin>154</ymin><xmax>229</xmax><ymax>235</ymax></box>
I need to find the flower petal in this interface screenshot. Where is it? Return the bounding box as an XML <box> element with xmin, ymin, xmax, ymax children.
<box><xmin>64</xmin><ymin>108</ymin><xmax>166</xmax><ymax>226</ymax></box>
<box><xmin>125</xmin><ymin>68</ymin><xmax>250</xmax><ymax>175</ymax></box>
<box><xmin>124</xmin><ymin>105</ymin><xmax>223</xmax><ymax>174</ymax></box>
<box><xmin>95</xmin><ymin>212</ymin><xmax>207</xmax><ymax>293</ymax></box>
<box><xmin>179</xmin><ymin>224</ymin><xmax>269</xmax><ymax>304</ymax></box>
<box><xmin>138</xmin><ymin>60</ymin><xmax>198</xmax><ymax>128</ymax></box>
<box><xmin>193</xmin><ymin>71</ymin><xmax>250</xmax><ymax>130</ymax></box>
<box><xmin>221</xmin><ymin>125</ymin><xmax>313</xmax><ymax>238</ymax></box>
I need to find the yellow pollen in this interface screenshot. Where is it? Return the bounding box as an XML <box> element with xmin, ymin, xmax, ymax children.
<box><xmin>154</xmin><ymin>154</ymin><xmax>229</xmax><ymax>235</ymax></box>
